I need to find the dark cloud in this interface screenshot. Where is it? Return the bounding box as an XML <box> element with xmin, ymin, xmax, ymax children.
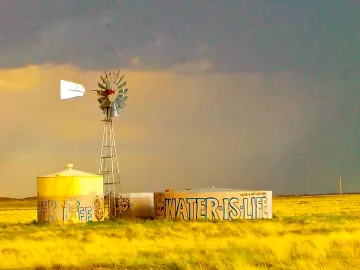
<box><xmin>0</xmin><ymin>1</ymin><xmax>359</xmax><ymax>76</ymax></box>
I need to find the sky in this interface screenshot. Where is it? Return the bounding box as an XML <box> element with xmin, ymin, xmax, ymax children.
<box><xmin>0</xmin><ymin>1</ymin><xmax>359</xmax><ymax>197</ymax></box>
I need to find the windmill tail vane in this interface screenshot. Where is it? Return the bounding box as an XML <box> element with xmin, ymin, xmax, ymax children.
<box><xmin>60</xmin><ymin>80</ymin><xmax>86</xmax><ymax>100</ymax></box>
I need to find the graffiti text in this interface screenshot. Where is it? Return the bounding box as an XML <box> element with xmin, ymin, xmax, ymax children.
<box><xmin>160</xmin><ymin>195</ymin><xmax>269</xmax><ymax>220</ymax></box>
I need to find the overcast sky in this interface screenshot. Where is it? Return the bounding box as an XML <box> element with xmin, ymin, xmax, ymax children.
<box><xmin>0</xmin><ymin>1</ymin><xmax>359</xmax><ymax>197</ymax></box>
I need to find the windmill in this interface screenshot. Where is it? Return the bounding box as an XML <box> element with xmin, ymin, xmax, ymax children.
<box><xmin>60</xmin><ymin>70</ymin><xmax>128</xmax><ymax>219</ymax></box>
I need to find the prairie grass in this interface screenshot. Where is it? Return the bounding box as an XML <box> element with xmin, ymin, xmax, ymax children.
<box><xmin>0</xmin><ymin>195</ymin><xmax>359</xmax><ymax>269</ymax></box>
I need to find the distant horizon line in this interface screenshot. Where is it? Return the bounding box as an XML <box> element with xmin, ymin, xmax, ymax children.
<box><xmin>0</xmin><ymin>192</ymin><xmax>359</xmax><ymax>201</ymax></box>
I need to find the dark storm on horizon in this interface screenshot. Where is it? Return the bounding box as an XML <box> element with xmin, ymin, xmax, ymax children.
<box><xmin>0</xmin><ymin>1</ymin><xmax>359</xmax><ymax>198</ymax></box>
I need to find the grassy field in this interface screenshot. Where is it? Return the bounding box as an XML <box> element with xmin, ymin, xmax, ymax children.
<box><xmin>0</xmin><ymin>195</ymin><xmax>359</xmax><ymax>270</ymax></box>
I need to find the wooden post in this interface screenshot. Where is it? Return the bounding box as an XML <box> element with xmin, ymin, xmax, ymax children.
<box><xmin>339</xmin><ymin>177</ymin><xmax>343</xmax><ymax>195</ymax></box>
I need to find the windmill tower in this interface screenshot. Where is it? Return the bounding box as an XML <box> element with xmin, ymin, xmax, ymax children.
<box><xmin>60</xmin><ymin>70</ymin><xmax>128</xmax><ymax>219</ymax></box>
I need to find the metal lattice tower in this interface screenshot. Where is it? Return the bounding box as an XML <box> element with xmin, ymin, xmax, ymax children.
<box><xmin>60</xmin><ymin>70</ymin><xmax>128</xmax><ymax>219</ymax></box>
<box><xmin>99</xmin><ymin>116</ymin><xmax>122</xmax><ymax>218</ymax></box>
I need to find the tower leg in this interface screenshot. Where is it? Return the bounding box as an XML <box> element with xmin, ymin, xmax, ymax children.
<box><xmin>99</xmin><ymin>118</ymin><xmax>122</xmax><ymax>219</ymax></box>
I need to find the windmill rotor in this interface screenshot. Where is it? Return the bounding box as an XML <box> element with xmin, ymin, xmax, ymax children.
<box><xmin>96</xmin><ymin>70</ymin><xmax>128</xmax><ymax>119</ymax></box>
<box><xmin>60</xmin><ymin>69</ymin><xmax>129</xmax><ymax>119</ymax></box>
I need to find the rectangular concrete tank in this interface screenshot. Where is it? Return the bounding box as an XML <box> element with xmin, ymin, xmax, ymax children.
<box><xmin>154</xmin><ymin>189</ymin><xmax>272</xmax><ymax>221</ymax></box>
<box><xmin>114</xmin><ymin>193</ymin><xmax>154</xmax><ymax>219</ymax></box>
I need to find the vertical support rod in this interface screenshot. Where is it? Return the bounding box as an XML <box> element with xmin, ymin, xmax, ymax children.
<box><xmin>339</xmin><ymin>176</ymin><xmax>343</xmax><ymax>195</ymax></box>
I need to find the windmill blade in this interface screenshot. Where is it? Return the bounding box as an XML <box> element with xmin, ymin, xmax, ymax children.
<box><xmin>100</xmin><ymin>75</ymin><xmax>110</xmax><ymax>85</ymax></box>
<box><xmin>118</xmin><ymin>88</ymin><xmax>128</xmax><ymax>94</ymax></box>
<box><xmin>110</xmin><ymin>109</ymin><xmax>119</xmax><ymax>118</ymax></box>
<box><xmin>99</xmin><ymin>99</ymin><xmax>110</xmax><ymax>110</ymax></box>
<box><xmin>97</xmin><ymin>96</ymin><xmax>106</xmax><ymax>104</ymax></box>
<box><xmin>116</xmin><ymin>101</ymin><xmax>125</xmax><ymax>110</ymax></box>
<box><xmin>105</xmin><ymin>80</ymin><xmax>111</xmax><ymax>89</ymax></box>
<box><xmin>117</xmin><ymin>94</ymin><xmax>128</xmax><ymax>101</ymax></box>
<box><xmin>116</xmin><ymin>80</ymin><xmax>126</xmax><ymax>88</ymax></box>
<box><xmin>113</xmin><ymin>70</ymin><xmax>121</xmax><ymax>84</ymax></box>
<box><xmin>101</xmin><ymin>98</ymin><xmax>110</xmax><ymax>107</ymax></box>
<box><xmin>114</xmin><ymin>99</ymin><xmax>122</xmax><ymax>110</ymax></box>
<box><xmin>110</xmin><ymin>103</ymin><xmax>120</xmax><ymax>117</ymax></box>
<box><xmin>100</xmin><ymin>104</ymin><xmax>107</xmax><ymax>111</ymax></box>
<box><xmin>116</xmin><ymin>93</ymin><xmax>128</xmax><ymax>102</ymax></box>
<box><xmin>98</xmin><ymin>82</ymin><xmax>107</xmax><ymax>90</ymax></box>
<box><xmin>117</xmin><ymin>81</ymin><xmax>127</xmax><ymax>89</ymax></box>
<box><xmin>60</xmin><ymin>80</ymin><xmax>86</xmax><ymax>100</ymax></box>
<box><xmin>116</xmin><ymin>75</ymin><xmax>124</xmax><ymax>86</ymax></box>
<box><xmin>115</xmin><ymin>97</ymin><xmax>127</xmax><ymax>109</ymax></box>
<box><xmin>96</xmin><ymin>90</ymin><xmax>107</xmax><ymax>97</ymax></box>
<box><xmin>104</xmin><ymin>71</ymin><xmax>111</xmax><ymax>82</ymax></box>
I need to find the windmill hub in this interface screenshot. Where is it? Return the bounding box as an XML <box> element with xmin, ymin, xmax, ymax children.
<box><xmin>107</xmin><ymin>90</ymin><xmax>117</xmax><ymax>102</ymax></box>
<box><xmin>103</xmin><ymin>82</ymin><xmax>118</xmax><ymax>102</ymax></box>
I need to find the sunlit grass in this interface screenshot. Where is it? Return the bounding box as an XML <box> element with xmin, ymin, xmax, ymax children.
<box><xmin>0</xmin><ymin>195</ymin><xmax>359</xmax><ymax>269</ymax></box>
<box><xmin>0</xmin><ymin>200</ymin><xmax>37</xmax><ymax>225</ymax></box>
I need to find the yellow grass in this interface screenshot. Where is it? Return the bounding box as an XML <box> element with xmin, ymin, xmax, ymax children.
<box><xmin>0</xmin><ymin>195</ymin><xmax>359</xmax><ymax>269</ymax></box>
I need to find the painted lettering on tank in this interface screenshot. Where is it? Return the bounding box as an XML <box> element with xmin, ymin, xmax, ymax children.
<box><xmin>156</xmin><ymin>192</ymin><xmax>270</xmax><ymax>221</ymax></box>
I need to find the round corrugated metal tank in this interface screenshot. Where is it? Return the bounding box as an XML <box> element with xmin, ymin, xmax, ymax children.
<box><xmin>154</xmin><ymin>188</ymin><xmax>273</xmax><ymax>221</ymax></box>
<box><xmin>37</xmin><ymin>164</ymin><xmax>105</xmax><ymax>224</ymax></box>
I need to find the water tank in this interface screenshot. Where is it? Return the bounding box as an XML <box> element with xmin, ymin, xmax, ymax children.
<box><xmin>37</xmin><ymin>164</ymin><xmax>105</xmax><ymax>224</ymax></box>
<box><xmin>154</xmin><ymin>188</ymin><xmax>273</xmax><ymax>221</ymax></box>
